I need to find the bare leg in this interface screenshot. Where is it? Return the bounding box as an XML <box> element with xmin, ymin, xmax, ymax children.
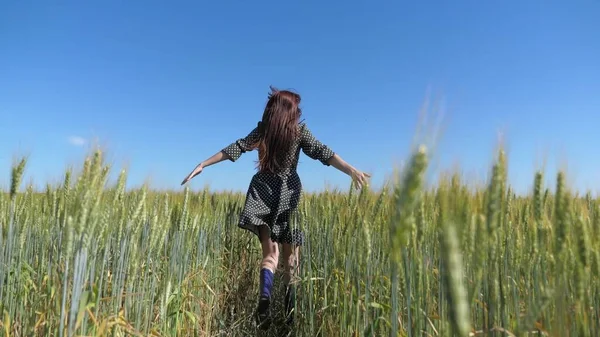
<box><xmin>259</xmin><ymin>225</ymin><xmax>279</xmax><ymax>273</ymax></box>
<box><xmin>282</xmin><ymin>243</ymin><xmax>300</xmax><ymax>285</ymax></box>
<box><xmin>256</xmin><ymin>225</ymin><xmax>278</xmax><ymax>329</ymax></box>
<box><xmin>282</xmin><ymin>243</ymin><xmax>300</xmax><ymax>325</ymax></box>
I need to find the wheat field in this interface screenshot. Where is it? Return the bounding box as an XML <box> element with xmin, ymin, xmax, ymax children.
<box><xmin>0</xmin><ymin>146</ymin><xmax>598</xmax><ymax>337</ymax></box>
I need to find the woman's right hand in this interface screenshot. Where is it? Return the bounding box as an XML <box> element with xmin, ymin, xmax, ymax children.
<box><xmin>326</xmin><ymin>154</ymin><xmax>371</xmax><ymax>189</ymax></box>
<box><xmin>351</xmin><ymin>169</ymin><xmax>371</xmax><ymax>189</ymax></box>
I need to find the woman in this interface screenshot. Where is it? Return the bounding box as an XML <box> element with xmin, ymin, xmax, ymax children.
<box><xmin>181</xmin><ymin>86</ymin><xmax>370</xmax><ymax>330</ymax></box>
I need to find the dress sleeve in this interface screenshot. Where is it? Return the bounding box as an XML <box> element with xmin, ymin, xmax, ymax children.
<box><xmin>299</xmin><ymin>123</ymin><xmax>335</xmax><ymax>166</ymax></box>
<box><xmin>222</xmin><ymin>125</ymin><xmax>261</xmax><ymax>162</ymax></box>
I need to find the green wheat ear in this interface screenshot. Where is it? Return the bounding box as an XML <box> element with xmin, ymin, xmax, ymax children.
<box><xmin>10</xmin><ymin>157</ymin><xmax>27</xmax><ymax>199</ymax></box>
<box><xmin>390</xmin><ymin>145</ymin><xmax>428</xmax><ymax>262</ymax></box>
<box><xmin>554</xmin><ymin>171</ymin><xmax>569</xmax><ymax>256</ymax></box>
<box><xmin>440</xmin><ymin>219</ymin><xmax>471</xmax><ymax>337</ymax></box>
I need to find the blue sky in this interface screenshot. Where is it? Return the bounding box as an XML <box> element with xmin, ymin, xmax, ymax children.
<box><xmin>1</xmin><ymin>0</ymin><xmax>599</xmax><ymax>195</ymax></box>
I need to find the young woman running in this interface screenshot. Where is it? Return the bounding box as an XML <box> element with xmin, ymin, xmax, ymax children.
<box><xmin>181</xmin><ymin>86</ymin><xmax>370</xmax><ymax>329</ymax></box>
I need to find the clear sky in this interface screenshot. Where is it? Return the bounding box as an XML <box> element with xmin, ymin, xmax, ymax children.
<box><xmin>1</xmin><ymin>1</ymin><xmax>599</xmax><ymax>195</ymax></box>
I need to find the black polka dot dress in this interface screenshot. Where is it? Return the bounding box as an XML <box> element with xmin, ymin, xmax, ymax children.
<box><xmin>222</xmin><ymin>122</ymin><xmax>335</xmax><ymax>246</ymax></box>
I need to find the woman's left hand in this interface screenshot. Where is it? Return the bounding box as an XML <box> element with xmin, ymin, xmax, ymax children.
<box><xmin>181</xmin><ymin>164</ymin><xmax>203</xmax><ymax>185</ymax></box>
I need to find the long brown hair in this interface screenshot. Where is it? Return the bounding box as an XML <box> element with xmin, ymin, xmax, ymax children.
<box><xmin>254</xmin><ymin>86</ymin><xmax>303</xmax><ymax>173</ymax></box>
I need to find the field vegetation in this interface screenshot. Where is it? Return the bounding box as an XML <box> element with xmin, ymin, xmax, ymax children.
<box><xmin>0</xmin><ymin>145</ymin><xmax>598</xmax><ymax>336</ymax></box>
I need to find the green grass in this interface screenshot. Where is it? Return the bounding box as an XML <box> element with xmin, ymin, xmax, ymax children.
<box><xmin>0</xmin><ymin>147</ymin><xmax>598</xmax><ymax>336</ymax></box>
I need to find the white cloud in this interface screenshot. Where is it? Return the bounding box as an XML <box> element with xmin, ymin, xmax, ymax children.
<box><xmin>68</xmin><ymin>136</ymin><xmax>87</xmax><ymax>147</ymax></box>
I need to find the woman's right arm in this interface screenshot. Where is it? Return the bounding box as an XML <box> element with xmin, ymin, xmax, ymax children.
<box><xmin>326</xmin><ymin>154</ymin><xmax>355</xmax><ymax>176</ymax></box>
<box><xmin>326</xmin><ymin>154</ymin><xmax>371</xmax><ymax>188</ymax></box>
<box><xmin>299</xmin><ymin>123</ymin><xmax>371</xmax><ymax>188</ymax></box>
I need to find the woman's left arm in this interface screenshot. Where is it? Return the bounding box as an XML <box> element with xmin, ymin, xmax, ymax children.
<box><xmin>181</xmin><ymin>125</ymin><xmax>260</xmax><ymax>185</ymax></box>
<box><xmin>200</xmin><ymin>151</ymin><xmax>232</xmax><ymax>169</ymax></box>
<box><xmin>180</xmin><ymin>151</ymin><xmax>230</xmax><ymax>185</ymax></box>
